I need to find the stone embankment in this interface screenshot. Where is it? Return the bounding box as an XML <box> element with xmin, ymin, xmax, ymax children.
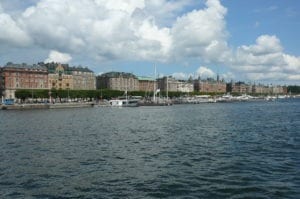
<box><xmin>1</xmin><ymin>102</ymin><xmax>94</xmax><ymax>110</ymax></box>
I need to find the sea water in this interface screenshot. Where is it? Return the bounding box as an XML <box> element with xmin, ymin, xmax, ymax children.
<box><xmin>0</xmin><ymin>99</ymin><xmax>299</xmax><ymax>198</ymax></box>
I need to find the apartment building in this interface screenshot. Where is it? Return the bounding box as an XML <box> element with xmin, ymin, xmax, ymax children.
<box><xmin>97</xmin><ymin>72</ymin><xmax>139</xmax><ymax>91</ymax></box>
<box><xmin>0</xmin><ymin>63</ymin><xmax>48</xmax><ymax>99</ymax></box>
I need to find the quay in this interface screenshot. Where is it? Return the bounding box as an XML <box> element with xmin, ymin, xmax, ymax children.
<box><xmin>1</xmin><ymin>102</ymin><xmax>94</xmax><ymax>110</ymax></box>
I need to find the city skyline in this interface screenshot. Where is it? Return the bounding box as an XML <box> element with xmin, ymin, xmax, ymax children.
<box><xmin>0</xmin><ymin>0</ymin><xmax>300</xmax><ymax>85</ymax></box>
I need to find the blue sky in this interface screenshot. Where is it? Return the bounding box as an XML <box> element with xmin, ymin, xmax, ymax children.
<box><xmin>224</xmin><ymin>0</ymin><xmax>300</xmax><ymax>53</ymax></box>
<box><xmin>0</xmin><ymin>0</ymin><xmax>299</xmax><ymax>84</ymax></box>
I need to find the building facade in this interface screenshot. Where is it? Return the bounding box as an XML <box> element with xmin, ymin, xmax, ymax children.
<box><xmin>252</xmin><ymin>84</ymin><xmax>287</xmax><ymax>95</ymax></box>
<box><xmin>194</xmin><ymin>78</ymin><xmax>226</xmax><ymax>93</ymax></box>
<box><xmin>41</xmin><ymin>62</ymin><xmax>96</xmax><ymax>90</ymax></box>
<box><xmin>0</xmin><ymin>62</ymin><xmax>96</xmax><ymax>100</ymax></box>
<box><xmin>137</xmin><ymin>76</ymin><xmax>156</xmax><ymax>92</ymax></box>
<box><xmin>46</xmin><ymin>64</ymin><xmax>73</xmax><ymax>90</ymax></box>
<box><xmin>157</xmin><ymin>76</ymin><xmax>194</xmax><ymax>92</ymax></box>
<box><xmin>97</xmin><ymin>72</ymin><xmax>139</xmax><ymax>91</ymax></box>
<box><xmin>71</xmin><ymin>67</ymin><xmax>96</xmax><ymax>90</ymax></box>
<box><xmin>227</xmin><ymin>81</ymin><xmax>252</xmax><ymax>94</ymax></box>
<box><xmin>0</xmin><ymin>63</ymin><xmax>48</xmax><ymax>99</ymax></box>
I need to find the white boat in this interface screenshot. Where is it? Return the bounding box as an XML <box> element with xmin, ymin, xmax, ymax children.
<box><xmin>109</xmin><ymin>99</ymin><xmax>139</xmax><ymax>107</ymax></box>
<box><xmin>217</xmin><ymin>93</ymin><xmax>233</xmax><ymax>102</ymax></box>
<box><xmin>265</xmin><ymin>96</ymin><xmax>276</xmax><ymax>101</ymax></box>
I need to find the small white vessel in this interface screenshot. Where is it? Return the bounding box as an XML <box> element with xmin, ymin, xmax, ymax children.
<box><xmin>109</xmin><ymin>99</ymin><xmax>139</xmax><ymax>107</ymax></box>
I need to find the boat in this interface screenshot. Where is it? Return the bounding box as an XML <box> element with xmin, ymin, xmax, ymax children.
<box><xmin>265</xmin><ymin>96</ymin><xmax>276</xmax><ymax>101</ymax></box>
<box><xmin>138</xmin><ymin>98</ymin><xmax>172</xmax><ymax>106</ymax></box>
<box><xmin>216</xmin><ymin>93</ymin><xmax>234</xmax><ymax>102</ymax></box>
<box><xmin>109</xmin><ymin>98</ymin><xmax>139</xmax><ymax>107</ymax></box>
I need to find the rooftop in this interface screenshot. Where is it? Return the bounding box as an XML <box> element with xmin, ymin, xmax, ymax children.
<box><xmin>137</xmin><ymin>76</ymin><xmax>155</xmax><ymax>81</ymax></box>
<box><xmin>99</xmin><ymin>72</ymin><xmax>137</xmax><ymax>78</ymax></box>
<box><xmin>38</xmin><ymin>62</ymin><xmax>94</xmax><ymax>73</ymax></box>
<box><xmin>3</xmin><ymin>62</ymin><xmax>47</xmax><ymax>70</ymax></box>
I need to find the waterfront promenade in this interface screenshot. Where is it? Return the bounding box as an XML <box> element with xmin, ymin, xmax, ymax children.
<box><xmin>1</xmin><ymin>95</ymin><xmax>299</xmax><ymax>110</ymax></box>
<box><xmin>0</xmin><ymin>102</ymin><xmax>95</xmax><ymax>110</ymax></box>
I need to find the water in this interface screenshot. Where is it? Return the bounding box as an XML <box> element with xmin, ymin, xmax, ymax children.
<box><xmin>0</xmin><ymin>99</ymin><xmax>299</xmax><ymax>198</ymax></box>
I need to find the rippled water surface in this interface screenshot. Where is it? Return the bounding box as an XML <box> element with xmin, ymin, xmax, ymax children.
<box><xmin>0</xmin><ymin>99</ymin><xmax>299</xmax><ymax>198</ymax></box>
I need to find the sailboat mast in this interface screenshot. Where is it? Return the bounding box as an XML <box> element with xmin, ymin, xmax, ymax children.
<box><xmin>153</xmin><ymin>65</ymin><xmax>156</xmax><ymax>102</ymax></box>
<box><xmin>166</xmin><ymin>76</ymin><xmax>168</xmax><ymax>100</ymax></box>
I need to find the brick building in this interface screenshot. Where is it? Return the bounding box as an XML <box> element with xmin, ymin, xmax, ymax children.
<box><xmin>137</xmin><ymin>76</ymin><xmax>156</xmax><ymax>92</ymax></box>
<box><xmin>40</xmin><ymin>62</ymin><xmax>96</xmax><ymax>90</ymax></box>
<box><xmin>227</xmin><ymin>81</ymin><xmax>252</xmax><ymax>94</ymax></box>
<box><xmin>97</xmin><ymin>72</ymin><xmax>139</xmax><ymax>91</ymax></box>
<box><xmin>0</xmin><ymin>63</ymin><xmax>48</xmax><ymax>99</ymax></box>
<box><xmin>157</xmin><ymin>76</ymin><xmax>194</xmax><ymax>92</ymax></box>
<box><xmin>194</xmin><ymin>77</ymin><xmax>226</xmax><ymax>93</ymax></box>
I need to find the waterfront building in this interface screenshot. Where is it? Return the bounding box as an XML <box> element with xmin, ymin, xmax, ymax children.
<box><xmin>70</xmin><ymin>66</ymin><xmax>96</xmax><ymax>90</ymax></box>
<box><xmin>97</xmin><ymin>72</ymin><xmax>139</xmax><ymax>91</ymax></box>
<box><xmin>227</xmin><ymin>81</ymin><xmax>252</xmax><ymax>94</ymax></box>
<box><xmin>137</xmin><ymin>76</ymin><xmax>156</xmax><ymax>92</ymax></box>
<box><xmin>194</xmin><ymin>77</ymin><xmax>226</xmax><ymax>93</ymax></box>
<box><xmin>271</xmin><ymin>85</ymin><xmax>287</xmax><ymax>94</ymax></box>
<box><xmin>40</xmin><ymin>62</ymin><xmax>96</xmax><ymax>90</ymax></box>
<box><xmin>157</xmin><ymin>76</ymin><xmax>194</xmax><ymax>92</ymax></box>
<box><xmin>177</xmin><ymin>80</ymin><xmax>194</xmax><ymax>92</ymax></box>
<box><xmin>252</xmin><ymin>84</ymin><xmax>287</xmax><ymax>95</ymax></box>
<box><xmin>46</xmin><ymin>63</ymin><xmax>73</xmax><ymax>90</ymax></box>
<box><xmin>0</xmin><ymin>63</ymin><xmax>48</xmax><ymax>99</ymax></box>
<box><xmin>252</xmin><ymin>84</ymin><xmax>270</xmax><ymax>94</ymax></box>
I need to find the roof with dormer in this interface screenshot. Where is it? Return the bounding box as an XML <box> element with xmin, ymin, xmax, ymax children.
<box><xmin>99</xmin><ymin>72</ymin><xmax>137</xmax><ymax>78</ymax></box>
<box><xmin>2</xmin><ymin>62</ymin><xmax>47</xmax><ymax>71</ymax></box>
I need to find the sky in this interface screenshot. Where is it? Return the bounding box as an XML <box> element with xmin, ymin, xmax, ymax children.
<box><xmin>0</xmin><ymin>0</ymin><xmax>299</xmax><ymax>85</ymax></box>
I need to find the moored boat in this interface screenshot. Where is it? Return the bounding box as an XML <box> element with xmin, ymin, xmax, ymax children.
<box><xmin>109</xmin><ymin>99</ymin><xmax>139</xmax><ymax>107</ymax></box>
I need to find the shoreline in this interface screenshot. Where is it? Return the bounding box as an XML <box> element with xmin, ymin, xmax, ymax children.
<box><xmin>1</xmin><ymin>97</ymin><xmax>299</xmax><ymax>110</ymax></box>
<box><xmin>1</xmin><ymin>102</ymin><xmax>95</xmax><ymax>110</ymax></box>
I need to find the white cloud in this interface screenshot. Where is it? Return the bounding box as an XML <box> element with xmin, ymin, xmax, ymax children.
<box><xmin>172</xmin><ymin>67</ymin><xmax>233</xmax><ymax>81</ymax></box>
<box><xmin>0</xmin><ymin>0</ymin><xmax>231</xmax><ymax>66</ymax></box>
<box><xmin>94</xmin><ymin>0</ymin><xmax>145</xmax><ymax>14</ymax></box>
<box><xmin>45</xmin><ymin>50</ymin><xmax>72</xmax><ymax>63</ymax></box>
<box><xmin>171</xmin><ymin>0</ymin><xmax>230</xmax><ymax>63</ymax></box>
<box><xmin>17</xmin><ymin>0</ymin><xmax>177</xmax><ymax>62</ymax></box>
<box><xmin>221</xmin><ymin>72</ymin><xmax>235</xmax><ymax>81</ymax></box>
<box><xmin>1</xmin><ymin>0</ymin><xmax>229</xmax><ymax>64</ymax></box>
<box><xmin>144</xmin><ymin>0</ymin><xmax>194</xmax><ymax>26</ymax></box>
<box><xmin>196</xmin><ymin>66</ymin><xmax>216</xmax><ymax>78</ymax></box>
<box><xmin>0</xmin><ymin>0</ymin><xmax>299</xmax><ymax>83</ymax></box>
<box><xmin>171</xmin><ymin>72</ymin><xmax>190</xmax><ymax>80</ymax></box>
<box><xmin>239</xmin><ymin>35</ymin><xmax>282</xmax><ymax>56</ymax></box>
<box><xmin>230</xmin><ymin>35</ymin><xmax>300</xmax><ymax>82</ymax></box>
<box><xmin>0</xmin><ymin>7</ymin><xmax>31</xmax><ymax>46</ymax></box>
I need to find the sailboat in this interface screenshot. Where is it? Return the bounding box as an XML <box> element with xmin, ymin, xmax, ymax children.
<box><xmin>138</xmin><ymin>65</ymin><xmax>172</xmax><ymax>106</ymax></box>
<box><xmin>109</xmin><ymin>88</ymin><xmax>139</xmax><ymax>107</ymax></box>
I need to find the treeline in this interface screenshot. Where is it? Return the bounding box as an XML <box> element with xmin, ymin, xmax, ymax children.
<box><xmin>15</xmin><ymin>89</ymin><xmax>229</xmax><ymax>100</ymax></box>
<box><xmin>15</xmin><ymin>87</ymin><xmax>300</xmax><ymax>100</ymax></box>
<box><xmin>288</xmin><ymin>86</ymin><xmax>300</xmax><ymax>94</ymax></box>
<box><xmin>15</xmin><ymin>89</ymin><xmax>123</xmax><ymax>100</ymax></box>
